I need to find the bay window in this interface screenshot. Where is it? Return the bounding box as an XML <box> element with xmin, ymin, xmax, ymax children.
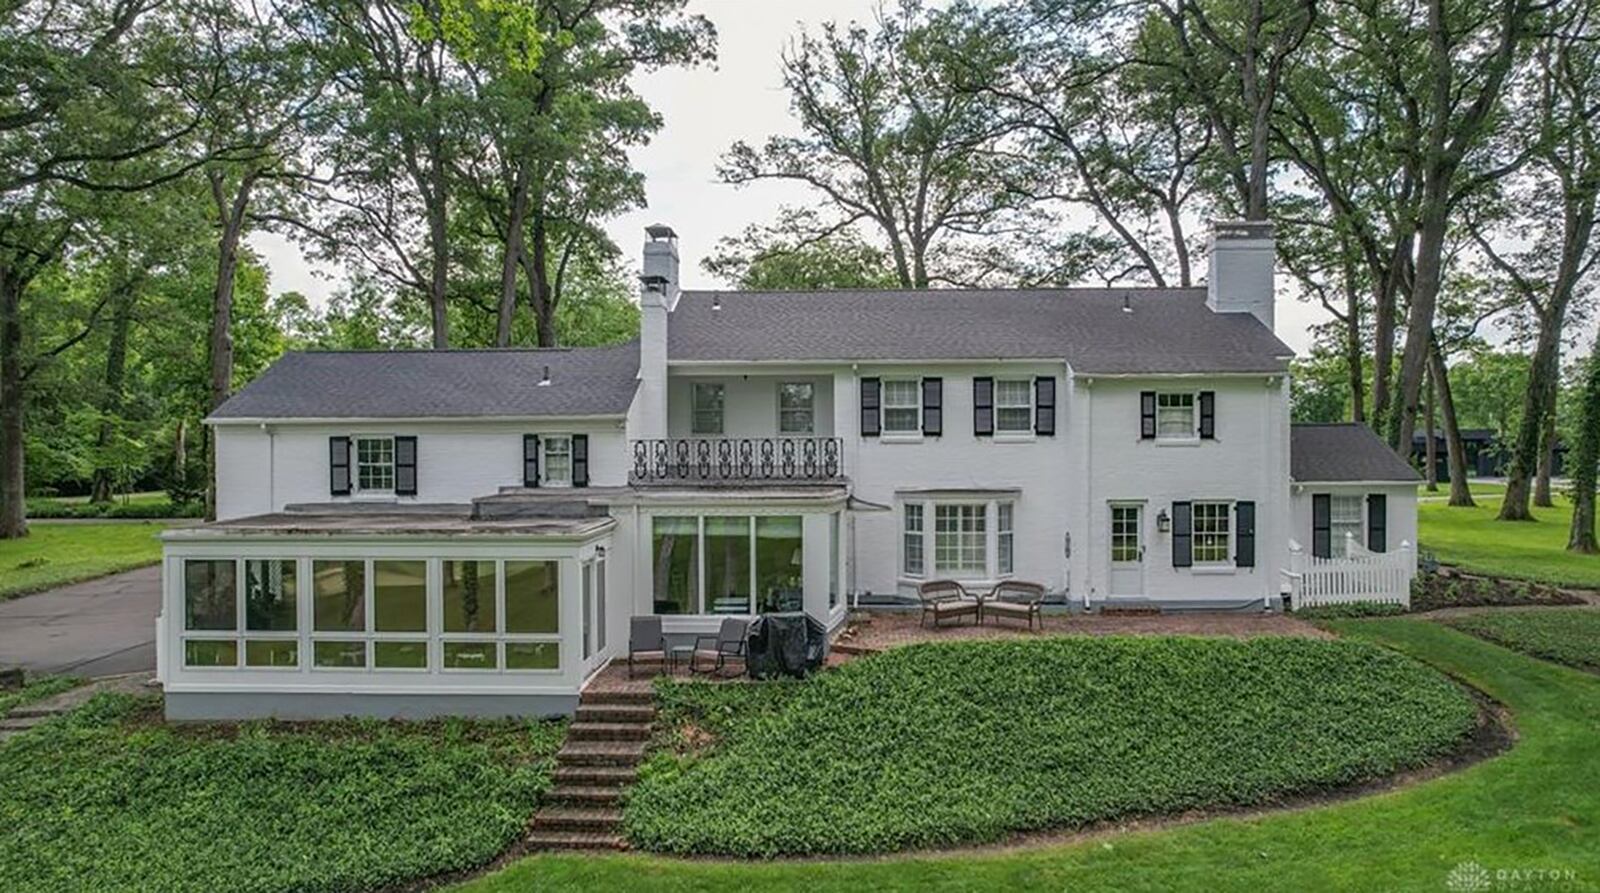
<box><xmin>900</xmin><ymin>498</ymin><xmax>1017</xmax><ymax>581</ymax></box>
<box><xmin>935</xmin><ymin>505</ymin><xmax>987</xmax><ymax>575</ymax></box>
<box><xmin>903</xmin><ymin>504</ymin><xmax>924</xmax><ymax>576</ymax></box>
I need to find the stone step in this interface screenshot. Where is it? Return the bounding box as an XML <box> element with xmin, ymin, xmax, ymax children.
<box><xmin>531</xmin><ymin>806</ymin><xmax>623</xmax><ymax>833</ymax></box>
<box><xmin>831</xmin><ymin>641</ymin><xmax>879</xmax><ymax>656</ymax></box>
<box><xmin>578</xmin><ymin>688</ymin><xmax>656</xmax><ymax>706</ymax></box>
<box><xmin>568</xmin><ymin>721</ymin><xmax>652</xmax><ymax>742</ymax></box>
<box><xmin>6</xmin><ymin>706</ymin><xmax>61</xmax><ymax>720</ymax></box>
<box><xmin>556</xmin><ymin>740</ymin><xmax>648</xmax><ymax>766</ymax></box>
<box><xmin>553</xmin><ymin>765</ymin><xmax>639</xmax><ymax>786</ymax></box>
<box><xmin>547</xmin><ymin>785</ymin><xmax>624</xmax><ymax>806</ymax></box>
<box><xmin>575</xmin><ymin>704</ymin><xmax>656</xmax><ymax>724</ymax></box>
<box><xmin>526</xmin><ymin>830</ymin><xmax>628</xmax><ymax>851</ymax></box>
<box><xmin>0</xmin><ymin>714</ymin><xmax>49</xmax><ymax>732</ymax></box>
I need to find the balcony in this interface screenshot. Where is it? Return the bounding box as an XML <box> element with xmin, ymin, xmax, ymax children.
<box><xmin>630</xmin><ymin>437</ymin><xmax>844</xmax><ymax>485</ymax></box>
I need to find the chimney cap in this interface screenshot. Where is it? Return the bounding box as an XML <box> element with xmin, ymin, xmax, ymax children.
<box><xmin>645</xmin><ymin>223</ymin><xmax>677</xmax><ymax>241</ymax></box>
<box><xmin>1211</xmin><ymin>220</ymin><xmax>1274</xmax><ymax>241</ymax></box>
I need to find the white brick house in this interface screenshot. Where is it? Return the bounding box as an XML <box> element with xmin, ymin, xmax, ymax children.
<box><xmin>157</xmin><ymin>221</ymin><xmax>1418</xmax><ymax>719</ymax></box>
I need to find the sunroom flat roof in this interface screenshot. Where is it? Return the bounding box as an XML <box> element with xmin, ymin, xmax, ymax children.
<box><xmin>163</xmin><ymin>509</ymin><xmax>616</xmax><ymax>541</ymax></box>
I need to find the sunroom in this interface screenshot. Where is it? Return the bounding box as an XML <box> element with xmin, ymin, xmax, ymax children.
<box><xmin>157</xmin><ymin>509</ymin><xmax>614</xmax><ymax>720</ymax></box>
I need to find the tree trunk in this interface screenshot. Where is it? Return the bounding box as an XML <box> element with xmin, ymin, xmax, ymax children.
<box><xmin>174</xmin><ymin>417</ymin><xmax>188</xmax><ymax>482</ymax></box>
<box><xmin>1567</xmin><ymin>335</ymin><xmax>1599</xmax><ymax>553</ymax></box>
<box><xmin>495</xmin><ymin>167</ymin><xmax>530</xmax><ymax>347</ymax></box>
<box><xmin>207</xmin><ymin>172</ymin><xmax>255</xmax><ymax>521</ymax></box>
<box><xmin>1500</xmin><ymin>316</ymin><xmax>1563</xmax><ymax>520</ymax></box>
<box><xmin>0</xmin><ymin>271</ymin><xmax>27</xmax><ymax>539</ymax></box>
<box><xmin>1429</xmin><ymin>338</ymin><xmax>1474</xmax><ymax>508</ymax></box>
<box><xmin>520</xmin><ymin>213</ymin><xmax>557</xmax><ymax>348</ymax></box>
<box><xmin>1391</xmin><ymin>182</ymin><xmax>1449</xmax><ymax>454</ymax></box>
<box><xmin>89</xmin><ymin>279</ymin><xmax>138</xmax><ymax>503</ymax></box>
<box><xmin>1534</xmin><ymin>398</ymin><xmax>1556</xmax><ymax>508</ymax></box>
<box><xmin>1343</xmin><ymin>258</ymin><xmax>1365</xmax><ymax>423</ymax></box>
<box><xmin>427</xmin><ymin>150</ymin><xmax>450</xmax><ymax>350</ymax></box>
<box><xmin>1424</xmin><ymin>360</ymin><xmax>1438</xmax><ymax>492</ymax></box>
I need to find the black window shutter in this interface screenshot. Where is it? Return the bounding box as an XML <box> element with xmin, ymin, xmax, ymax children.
<box><xmin>1035</xmin><ymin>376</ymin><xmax>1056</xmax><ymax>436</ymax></box>
<box><xmin>1367</xmin><ymin>493</ymin><xmax>1387</xmax><ymax>552</ymax></box>
<box><xmin>860</xmin><ymin>378</ymin><xmax>881</xmax><ymax>437</ymax></box>
<box><xmin>1140</xmin><ymin>391</ymin><xmax>1156</xmax><ymax>439</ymax></box>
<box><xmin>1312</xmin><ymin>493</ymin><xmax>1332</xmax><ymax>558</ymax></box>
<box><xmin>394</xmin><ymin>436</ymin><xmax>418</xmax><ymax>496</ymax></box>
<box><xmin>1235</xmin><ymin>500</ymin><xmax>1256</xmax><ymax>567</ymax></box>
<box><xmin>1199</xmin><ymin>391</ymin><xmax>1216</xmax><ymax>439</ymax></box>
<box><xmin>973</xmin><ymin>377</ymin><xmax>994</xmax><ymax>436</ymax></box>
<box><xmin>329</xmin><ymin>436</ymin><xmax>351</xmax><ymax>496</ymax></box>
<box><xmin>1172</xmin><ymin>501</ymin><xmax>1193</xmax><ymax>567</ymax></box>
<box><xmin>572</xmin><ymin>434</ymin><xmax>590</xmax><ymax>488</ymax></box>
<box><xmin>523</xmin><ymin>434</ymin><xmax>540</xmax><ymax>488</ymax></box>
<box><xmin>922</xmin><ymin>377</ymin><xmax>943</xmax><ymax>436</ymax></box>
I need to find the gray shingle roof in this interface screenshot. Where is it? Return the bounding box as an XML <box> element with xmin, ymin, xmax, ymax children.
<box><xmin>209</xmin><ymin>342</ymin><xmax>639</xmax><ymax>421</ymax></box>
<box><xmin>1291</xmin><ymin>423</ymin><xmax>1421</xmax><ymax>483</ymax></box>
<box><xmin>667</xmin><ymin>288</ymin><xmax>1293</xmax><ymax>373</ymax></box>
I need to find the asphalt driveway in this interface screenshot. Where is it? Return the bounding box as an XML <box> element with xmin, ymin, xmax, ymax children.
<box><xmin>0</xmin><ymin>566</ymin><xmax>159</xmax><ymax>676</ymax></box>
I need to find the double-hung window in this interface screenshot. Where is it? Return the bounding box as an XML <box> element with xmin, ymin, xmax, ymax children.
<box><xmin>997</xmin><ymin>503</ymin><xmax>1014</xmax><ymax>574</ymax></box>
<box><xmin>903</xmin><ymin>504</ymin><xmax>925</xmax><ymax>576</ymax></box>
<box><xmin>1156</xmin><ymin>393</ymin><xmax>1196</xmax><ymax>441</ymax></box>
<box><xmin>692</xmin><ymin>383</ymin><xmax>725</xmax><ymax>435</ymax></box>
<box><xmin>882</xmin><ymin>380</ymin><xmax>921</xmax><ymax>433</ymax></box>
<box><xmin>934</xmin><ymin>504</ymin><xmax>987</xmax><ymax>575</ymax></box>
<box><xmin>995</xmin><ymin>380</ymin><xmax>1033</xmax><ymax>433</ymax></box>
<box><xmin>1330</xmin><ymin>495</ymin><xmax>1364</xmax><ymax>557</ymax></box>
<box><xmin>778</xmin><ymin>382</ymin><xmax>815</xmax><ymax>434</ymax></box>
<box><xmin>542</xmin><ymin>435</ymin><xmax>572</xmax><ymax>486</ymax></box>
<box><xmin>1192</xmin><ymin>501</ymin><xmax>1231</xmax><ymax>564</ymax></box>
<box><xmin>356</xmin><ymin>436</ymin><xmax>395</xmax><ymax>492</ymax></box>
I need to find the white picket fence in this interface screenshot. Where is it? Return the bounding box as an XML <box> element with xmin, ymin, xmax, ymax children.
<box><xmin>1282</xmin><ymin>536</ymin><xmax>1415</xmax><ymax>610</ymax></box>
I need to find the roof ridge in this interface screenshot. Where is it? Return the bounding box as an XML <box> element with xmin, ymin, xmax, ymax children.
<box><xmin>286</xmin><ymin>341</ymin><xmax>637</xmax><ymax>357</ymax></box>
<box><xmin>679</xmin><ymin>287</ymin><xmax>1203</xmax><ymax>296</ymax></box>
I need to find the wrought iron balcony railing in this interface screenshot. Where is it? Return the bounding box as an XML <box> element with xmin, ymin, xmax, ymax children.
<box><xmin>630</xmin><ymin>437</ymin><xmax>844</xmax><ymax>484</ymax></box>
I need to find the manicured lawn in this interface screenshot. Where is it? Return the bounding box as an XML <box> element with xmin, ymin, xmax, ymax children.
<box><xmin>32</xmin><ymin>490</ymin><xmax>168</xmax><ymax>506</ymax></box>
<box><xmin>0</xmin><ymin>676</ymin><xmax>80</xmax><ymax>718</ymax></box>
<box><xmin>455</xmin><ymin>620</ymin><xmax>1600</xmax><ymax>892</ymax></box>
<box><xmin>627</xmin><ymin>636</ymin><xmax>1475</xmax><ymax>857</ymax></box>
<box><xmin>0</xmin><ymin>521</ymin><xmax>169</xmax><ymax>600</ymax></box>
<box><xmin>0</xmin><ymin>694</ymin><xmax>566</xmax><ymax>893</ymax></box>
<box><xmin>1418</xmin><ymin>487</ymin><xmax>1600</xmax><ymax>588</ymax></box>
<box><xmin>1444</xmin><ymin>609</ymin><xmax>1600</xmax><ymax>673</ymax></box>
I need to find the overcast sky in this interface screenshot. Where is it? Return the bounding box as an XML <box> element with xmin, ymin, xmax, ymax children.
<box><xmin>249</xmin><ymin>0</ymin><xmax>1341</xmax><ymax>356</ymax></box>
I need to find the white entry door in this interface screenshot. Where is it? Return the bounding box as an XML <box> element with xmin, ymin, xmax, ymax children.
<box><xmin>1109</xmin><ymin>504</ymin><xmax>1144</xmax><ymax>596</ymax></box>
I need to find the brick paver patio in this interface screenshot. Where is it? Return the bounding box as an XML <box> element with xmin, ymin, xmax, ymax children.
<box><xmin>839</xmin><ymin>608</ymin><xmax>1331</xmax><ymax>653</ymax></box>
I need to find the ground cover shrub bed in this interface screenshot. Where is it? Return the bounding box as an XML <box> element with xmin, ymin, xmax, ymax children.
<box><xmin>1443</xmin><ymin>609</ymin><xmax>1600</xmax><ymax>673</ymax></box>
<box><xmin>624</xmin><ymin>636</ymin><xmax>1478</xmax><ymax>857</ymax></box>
<box><xmin>1410</xmin><ymin>570</ymin><xmax>1586</xmax><ymax>612</ymax></box>
<box><xmin>0</xmin><ymin>693</ymin><xmax>566</xmax><ymax>893</ymax></box>
<box><xmin>1295</xmin><ymin>601</ymin><xmax>1409</xmax><ymax>619</ymax></box>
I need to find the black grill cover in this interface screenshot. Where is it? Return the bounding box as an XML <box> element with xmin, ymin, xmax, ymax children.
<box><xmin>745</xmin><ymin>612</ymin><xmax>828</xmax><ymax>678</ymax></box>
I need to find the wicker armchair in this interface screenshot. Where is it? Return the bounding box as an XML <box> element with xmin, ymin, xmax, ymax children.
<box><xmin>919</xmin><ymin>580</ymin><xmax>980</xmax><ymax>627</ymax></box>
<box><xmin>982</xmin><ymin>581</ymin><xmax>1046</xmax><ymax>630</ymax></box>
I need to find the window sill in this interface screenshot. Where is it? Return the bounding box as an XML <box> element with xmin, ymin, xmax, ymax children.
<box><xmin>1189</xmin><ymin>565</ymin><xmax>1237</xmax><ymax>575</ymax></box>
<box><xmin>1153</xmin><ymin>438</ymin><xmax>1201</xmax><ymax>447</ymax></box>
<box><xmin>993</xmin><ymin>432</ymin><xmax>1036</xmax><ymax>443</ymax></box>
<box><xmin>879</xmin><ymin>433</ymin><xmax>924</xmax><ymax>444</ymax></box>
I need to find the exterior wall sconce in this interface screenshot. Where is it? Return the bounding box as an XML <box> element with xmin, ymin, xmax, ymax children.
<box><xmin>1156</xmin><ymin>508</ymin><xmax>1171</xmax><ymax>533</ymax></box>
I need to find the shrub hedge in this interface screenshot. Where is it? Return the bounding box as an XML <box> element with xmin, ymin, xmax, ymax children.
<box><xmin>625</xmin><ymin>636</ymin><xmax>1478</xmax><ymax>857</ymax></box>
<box><xmin>25</xmin><ymin>499</ymin><xmax>204</xmax><ymax>519</ymax></box>
<box><xmin>1444</xmin><ymin>609</ymin><xmax>1600</xmax><ymax>673</ymax></box>
<box><xmin>0</xmin><ymin>694</ymin><xmax>565</xmax><ymax>893</ymax></box>
<box><xmin>1295</xmin><ymin>601</ymin><xmax>1409</xmax><ymax>619</ymax></box>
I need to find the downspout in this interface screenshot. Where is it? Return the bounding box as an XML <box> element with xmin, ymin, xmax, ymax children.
<box><xmin>1080</xmin><ymin>373</ymin><xmax>1093</xmax><ymax>611</ymax></box>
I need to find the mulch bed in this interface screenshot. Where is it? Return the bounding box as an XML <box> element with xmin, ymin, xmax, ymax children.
<box><xmin>1412</xmin><ymin>568</ymin><xmax>1590</xmax><ymax>613</ymax></box>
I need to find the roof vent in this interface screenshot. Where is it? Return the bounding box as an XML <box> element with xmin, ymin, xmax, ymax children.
<box><xmin>537</xmin><ymin>365</ymin><xmax>552</xmax><ymax>387</ymax></box>
<box><xmin>711</xmin><ymin>295</ymin><xmax>722</xmax><ymax>311</ymax></box>
<box><xmin>1122</xmin><ymin>294</ymin><xmax>1133</xmax><ymax>313</ymax></box>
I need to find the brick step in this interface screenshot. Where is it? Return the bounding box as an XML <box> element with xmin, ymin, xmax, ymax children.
<box><xmin>526</xmin><ymin>830</ymin><xmax>628</xmax><ymax>851</ymax></box>
<box><xmin>575</xmin><ymin>704</ymin><xmax>656</xmax><ymax>724</ymax></box>
<box><xmin>530</xmin><ymin>806</ymin><xmax>623</xmax><ymax>833</ymax></box>
<box><xmin>578</xmin><ymin>688</ymin><xmax>655</xmax><ymax>706</ymax></box>
<box><xmin>547</xmin><ymin>785</ymin><xmax>624</xmax><ymax>805</ymax></box>
<box><xmin>831</xmin><ymin>641</ymin><xmax>879</xmax><ymax>656</ymax></box>
<box><xmin>568</xmin><ymin>722</ymin><xmax>652</xmax><ymax>742</ymax></box>
<box><xmin>556</xmin><ymin>740</ymin><xmax>647</xmax><ymax>766</ymax></box>
<box><xmin>553</xmin><ymin>765</ymin><xmax>639</xmax><ymax>786</ymax></box>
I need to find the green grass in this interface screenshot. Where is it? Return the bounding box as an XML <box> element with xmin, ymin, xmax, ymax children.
<box><xmin>1444</xmin><ymin>609</ymin><xmax>1600</xmax><ymax>673</ymax></box>
<box><xmin>0</xmin><ymin>694</ymin><xmax>566</xmax><ymax>893</ymax></box>
<box><xmin>454</xmin><ymin>620</ymin><xmax>1600</xmax><ymax>892</ymax></box>
<box><xmin>625</xmin><ymin>636</ymin><xmax>1476</xmax><ymax>857</ymax></box>
<box><xmin>1418</xmin><ymin>486</ymin><xmax>1600</xmax><ymax>588</ymax></box>
<box><xmin>32</xmin><ymin>490</ymin><xmax>169</xmax><ymax>506</ymax></box>
<box><xmin>0</xmin><ymin>521</ymin><xmax>170</xmax><ymax>600</ymax></box>
<box><xmin>0</xmin><ymin>676</ymin><xmax>81</xmax><ymax>718</ymax></box>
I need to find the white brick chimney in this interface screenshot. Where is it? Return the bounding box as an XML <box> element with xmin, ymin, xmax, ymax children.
<box><xmin>1205</xmin><ymin>220</ymin><xmax>1276</xmax><ymax>333</ymax></box>
<box><xmin>636</xmin><ymin>224</ymin><xmax>679</xmax><ymax>440</ymax></box>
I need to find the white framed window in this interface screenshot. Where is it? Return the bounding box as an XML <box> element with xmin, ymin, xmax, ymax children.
<box><xmin>903</xmin><ymin>504</ymin><xmax>924</xmax><ymax>576</ymax></box>
<box><xmin>1330</xmin><ymin>495</ymin><xmax>1364</xmax><ymax>557</ymax></box>
<box><xmin>778</xmin><ymin>382</ymin><xmax>815</xmax><ymax>434</ymax></box>
<box><xmin>1192</xmin><ymin>501</ymin><xmax>1231</xmax><ymax>564</ymax></box>
<box><xmin>542</xmin><ymin>435</ymin><xmax>572</xmax><ymax>486</ymax></box>
<box><xmin>996</xmin><ymin>379</ymin><xmax>1033</xmax><ymax>433</ymax></box>
<box><xmin>440</xmin><ymin>558</ymin><xmax>560</xmax><ymax>672</ymax></box>
<box><xmin>355</xmin><ymin>436</ymin><xmax>395</xmax><ymax>492</ymax></box>
<box><xmin>997</xmin><ymin>503</ymin><xmax>1014</xmax><ymax>575</ymax></box>
<box><xmin>935</xmin><ymin>504</ymin><xmax>987</xmax><ymax>574</ymax></box>
<box><xmin>1156</xmin><ymin>393</ymin><xmax>1197</xmax><ymax>441</ymax></box>
<box><xmin>692</xmin><ymin>383</ymin><xmax>724</xmax><ymax>435</ymax></box>
<box><xmin>882</xmin><ymin>379</ymin><xmax>921</xmax><ymax>433</ymax></box>
<box><xmin>651</xmin><ymin>513</ymin><xmax>805</xmax><ymax>616</ymax></box>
